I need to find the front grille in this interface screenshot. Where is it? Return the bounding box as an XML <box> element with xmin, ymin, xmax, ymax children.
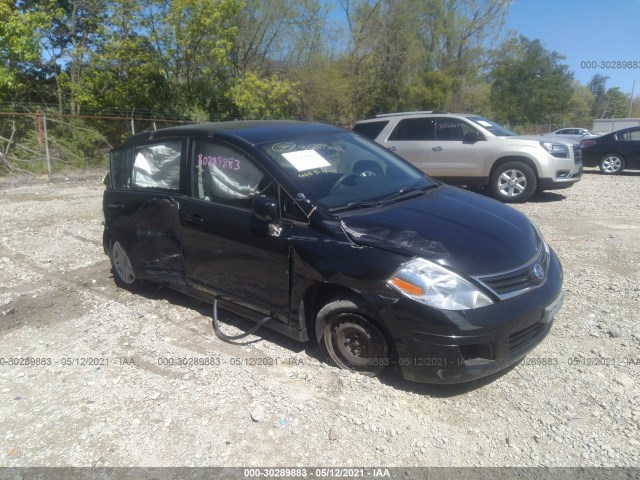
<box><xmin>477</xmin><ymin>246</ymin><xmax>550</xmax><ymax>299</ymax></box>
<box><xmin>509</xmin><ymin>321</ymin><xmax>548</xmax><ymax>356</ymax></box>
<box><xmin>573</xmin><ymin>145</ymin><xmax>582</xmax><ymax>165</ymax></box>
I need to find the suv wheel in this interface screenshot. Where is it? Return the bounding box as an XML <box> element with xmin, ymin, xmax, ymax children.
<box><xmin>490</xmin><ymin>162</ymin><xmax>537</xmax><ymax>203</ymax></box>
<box><xmin>599</xmin><ymin>154</ymin><xmax>625</xmax><ymax>174</ymax></box>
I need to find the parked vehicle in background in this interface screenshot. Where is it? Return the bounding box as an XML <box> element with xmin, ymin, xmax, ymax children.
<box><xmin>544</xmin><ymin>128</ymin><xmax>598</xmax><ymax>142</ymax></box>
<box><xmin>353</xmin><ymin>112</ymin><xmax>583</xmax><ymax>203</ymax></box>
<box><xmin>103</xmin><ymin>120</ymin><xmax>564</xmax><ymax>384</ymax></box>
<box><xmin>581</xmin><ymin>126</ymin><xmax>640</xmax><ymax>174</ymax></box>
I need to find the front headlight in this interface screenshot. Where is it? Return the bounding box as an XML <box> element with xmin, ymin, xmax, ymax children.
<box><xmin>388</xmin><ymin>258</ymin><xmax>493</xmax><ymax>311</ymax></box>
<box><xmin>540</xmin><ymin>141</ymin><xmax>569</xmax><ymax>158</ymax></box>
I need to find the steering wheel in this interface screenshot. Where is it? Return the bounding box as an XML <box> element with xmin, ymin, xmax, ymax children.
<box><xmin>329</xmin><ymin>173</ymin><xmax>359</xmax><ymax>193</ymax></box>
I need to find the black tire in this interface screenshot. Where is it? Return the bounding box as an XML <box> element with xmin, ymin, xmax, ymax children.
<box><xmin>109</xmin><ymin>240</ymin><xmax>141</xmax><ymax>290</ymax></box>
<box><xmin>598</xmin><ymin>154</ymin><xmax>625</xmax><ymax>175</ymax></box>
<box><xmin>316</xmin><ymin>298</ymin><xmax>390</xmax><ymax>376</ymax></box>
<box><xmin>490</xmin><ymin>161</ymin><xmax>537</xmax><ymax>203</ymax></box>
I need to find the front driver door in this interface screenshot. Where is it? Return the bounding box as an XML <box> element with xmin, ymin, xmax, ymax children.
<box><xmin>178</xmin><ymin>139</ymin><xmax>291</xmax><ymax>321</ymax></box>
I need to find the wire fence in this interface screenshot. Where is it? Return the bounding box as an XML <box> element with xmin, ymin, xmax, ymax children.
<box><xmin>0</xmin><ymin>111</ymin><xmax>193</xmax><ymax>176</ymax></box>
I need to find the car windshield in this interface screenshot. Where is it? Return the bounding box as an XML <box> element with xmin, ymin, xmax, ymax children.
<box><xmin>467</xmin><ymin>116</ymin><xmax>518</xmax><ymax>137</ymax></box>
<box><xmin>259</xmin><ymin>131</ymin><xmax>436</xmax><ymax>210</ymax></box>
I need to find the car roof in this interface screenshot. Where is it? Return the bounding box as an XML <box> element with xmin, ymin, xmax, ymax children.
<box><xmin>122</xmin><ymin>120</ymin><xmax>345</xmax><ymax>146</ymax></box>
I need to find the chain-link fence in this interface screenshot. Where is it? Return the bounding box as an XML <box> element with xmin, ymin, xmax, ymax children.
<box><xmin>0</xmin><ymin>112</ymin><xmax>191</xmax><ymax>176</ymax></box>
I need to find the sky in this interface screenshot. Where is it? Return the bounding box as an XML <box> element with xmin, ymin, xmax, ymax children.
<box><xmin>506</xmin><ymin>0</ymin><xmax>640</xmax><ymax>95</ymax></box>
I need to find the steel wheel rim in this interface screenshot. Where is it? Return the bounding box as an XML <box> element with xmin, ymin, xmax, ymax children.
<box><xmin>602</xmin><ymin>156</ymin><xmax>622</xmax><ymax>173</ymax></box>
<box><xmin>328</xmin><ymin>314</ymin><xmax>387</xmax><ymax>373</ymax></box>
<box><xmin>498</xmin><ymin>169</ymin><xmax>527</xmax><ymax>197</ymax></box>
<box><xmin>112</xmin><ymin>241</ymin><xmax>136</xmax><ymax>284</ymax></box>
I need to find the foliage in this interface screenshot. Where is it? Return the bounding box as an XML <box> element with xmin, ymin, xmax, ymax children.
<box><xmin>603</xmin><ymin>87</ymin><xmax>628</xmax><ymax>118</ymax></box>
<box><xmin>0</xmin><ymin>0</ymin><xmax>50</xmax><ymax>100</ymax></box>
<box><xmin>490</xmin><ymin>36</ymin><xmax>574</xmax><ymax>125</ymax></box>
<box><xmin>2</xmin><ymin>0</ymin><xmax>636</xmax><ymax>175</ymax></box>
<box><xmin>229</xmin><ymin>73</ymin><xmax>300</xmax><ymax>119</ymax></box>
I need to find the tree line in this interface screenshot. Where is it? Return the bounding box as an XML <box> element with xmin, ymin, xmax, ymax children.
<box><xmin>1</xmin><ymin>0</ymin><xmax>638</xmax><ymax>129</ymax></box>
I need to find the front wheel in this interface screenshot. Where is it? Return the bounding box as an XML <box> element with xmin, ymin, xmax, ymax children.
<box><xmin>316</xmin><ymin>299</ymin><xmax>390</xmax><ymax>376</ymax></box>
<box><xmin>490</xmin><ymin>162</ymin><xmax>537</xmax><ymax>203</ymax></box>
<box><xmin>599</xmin><ymin>154</ymin><xmax>625</xmax><ymax>174</ymax></box>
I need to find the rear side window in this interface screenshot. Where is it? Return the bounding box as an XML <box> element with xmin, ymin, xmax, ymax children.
<box><xmin>352</xmin><ymin>121</ymin><xmax>388</xmax><ymax>140</ymax></box>
<box><xmin>192</xmin><ymin>141</ymin><xmax>268</xmax><ymax>208</ymax></box>
<box><xmin>388</xmin><ymin>118</ymin><xmax>436</xmax><ymax>141</ymax></box>
<box><xmin>109</xmin><ymin>147</ymin><xmax>132</xmax><ymax>189</ymax></box>
<box><xmin>619</xmin><ymin>129</ymin><xmax>640</xmax><ymax>141</ymax></box>
<box><xmin>132</xmin><ymin>141</ymin><xmax>182</xmax><ymax>191</ymax></box>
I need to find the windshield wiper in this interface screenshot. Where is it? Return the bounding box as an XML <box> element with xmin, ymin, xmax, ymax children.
<box><xmin>328</xmin><ymin>200</ymin><xmax>383</xmax><ymax>212</ymax></box>
<box><xmin>382</xmin><ymin>182</ymin><xmax>437</xmax><ymax>203</ymax></box>
<box><xmin>328</xmin><ymin>183</ymin><xmax>438</xmax><ymax>212</ymax></box>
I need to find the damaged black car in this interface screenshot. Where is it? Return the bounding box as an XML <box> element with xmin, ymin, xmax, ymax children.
<box><xmin>103</xmin><ymin>121</ymin><xmax>564</xmax><ymax>384</ymax></box>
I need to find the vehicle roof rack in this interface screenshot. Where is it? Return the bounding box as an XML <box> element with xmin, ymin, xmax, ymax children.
<box><xmin>375</xmin><ymin>111</ymin><xmax>432</xmax><ymax>117</ymax></box>
<box><xmin>374</xmin><ymin>111</ymin><xmax>448</xmax><ymax>118</ymax></box>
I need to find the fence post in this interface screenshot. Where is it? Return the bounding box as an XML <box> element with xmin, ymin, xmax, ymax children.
<box><xmin>43</xmin><ymin>114</ymin><xmax>52</xmax><ymax>180</ymax></box>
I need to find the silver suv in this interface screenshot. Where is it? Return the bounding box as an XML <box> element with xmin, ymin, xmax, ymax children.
<box><xmin>353</xmin><ymin>112</ymin><xmax>583</xmax><ymax>203</ymax></box>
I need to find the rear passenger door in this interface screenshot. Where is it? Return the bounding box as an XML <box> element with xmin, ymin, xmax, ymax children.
<box><xmin>178</xmin><ymin>139</ymin><xmax>292</xmax><ymax>321</ymax></box>
<box><xmin>383</xmin><ymin>117</ymin><xmax>436</xmax><ymax>172</ymax></box>
<box><xmin>104</xmin><ymin>139</ymin><xmax>185</xmax><ymax>285</ymax></box>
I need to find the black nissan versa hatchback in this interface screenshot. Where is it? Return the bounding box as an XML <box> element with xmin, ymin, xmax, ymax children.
<box><xmin>103</xmin><ymin>121</ymin><xmax>564</xmax><ymax>384</ymax></box>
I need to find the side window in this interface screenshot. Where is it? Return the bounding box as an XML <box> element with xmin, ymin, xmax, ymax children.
<box><xmin>352</xmin><ymin>121</ymin><xmax>389</xmax><ymax>140</ymax></box>
<box><xmin>388</xmin><ymin>118</ymin><xmax>436</xmax><ymax>141</ymax></box>
<box><xmin>628</xmin><ymin>129</ymin><xmax>640</xmax><ymax>141</ymax></box>
<box><xmin>617</xmin><ymin>131</ymin><xmax>630</xmax><ymax>141</ymax></box>
<box><xmin>435</xmin><ymin>118</ymin><xmax>473</xmax><ymax>141</ymax></box>
<box><xmin>110</xmin><ymin>147</ymin><xmax>132</xmax><ymax>189</ymax></box>
<box><xmin>132</xmin><ymin>141</ymin><xmax>182</xmax><ymax>191</ymax></box>
<box><xmin>192</xmin><ymin>141</ymin><xmax>268</xmax><ymax>208</ymax></box>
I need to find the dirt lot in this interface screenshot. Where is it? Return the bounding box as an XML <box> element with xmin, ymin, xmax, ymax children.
<box><xmin>0</xmin><ymin>169</ymin><xmax>638</xmax><ymax>469</ymax></box>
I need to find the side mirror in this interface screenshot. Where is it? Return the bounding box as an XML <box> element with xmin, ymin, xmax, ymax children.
<box><xmin>464</xmin><ymin>130</ymin><xmax>483</xmax><ymax>143</ymax></box>
<box><xmin>252</xmin><ymin>194</ymin><xmax>278</xmax><ymax>222</ymax></box>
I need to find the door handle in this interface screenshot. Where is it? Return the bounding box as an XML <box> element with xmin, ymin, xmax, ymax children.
<box><xmin>183</xmin><ymin>214</ymin><xmax>204</xmax><ymax>225</ymax></box>
<box><xmin>387</xmin><ymin>146</ymin><xmax>397</xmax><ymax>151</ymax></box>
<box><xmin>107</xmin><ymin>203</ymin><xmax>125</xmax><ymax>210</ymax></box>
<box><xmin>432</xmin><ymin>146</ymin><xmax>444</xmax><ymax>152</ymax></box>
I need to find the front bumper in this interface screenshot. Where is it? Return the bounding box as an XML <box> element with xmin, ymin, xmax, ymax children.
<box><xmin>538</xmin><ymin>166</ymin><xmax>583</xmax><ymax>191</ymax></box>
<box><xmin>379</xmin><ymin>250</ymin><xmax>563</xmax><ymax>384</ymax></box>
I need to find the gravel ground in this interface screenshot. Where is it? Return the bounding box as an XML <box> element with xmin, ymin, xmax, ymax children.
<box><xmin>0</xmin><ymin>169</ymin><xmax>638</xmax><ymax>470</ymax></box>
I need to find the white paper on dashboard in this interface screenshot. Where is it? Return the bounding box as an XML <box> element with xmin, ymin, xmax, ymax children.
<box><xmin>281</xmin><ymin>150</ymin><xmax>331</xmax><ymax>171</ymax></box>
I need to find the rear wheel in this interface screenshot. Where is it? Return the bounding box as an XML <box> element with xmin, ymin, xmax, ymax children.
<box><xmin>490</xmin><ymin>161</ymin><xmax>537</xmax><ymax>203</ymax></box>
<box><xmin>110</xmin><ymin>240</ymin><xmax>140</xmax><ymax>289</ymax></box>
<box><xmin>317</xmin><ymin>299</ymin><xmax>390</xmax><ymax>376</ymax></box>
<box><xmin>599</xmin><ymin>154</ymin><xmax>625</xmax><ymax>174</ymax></box>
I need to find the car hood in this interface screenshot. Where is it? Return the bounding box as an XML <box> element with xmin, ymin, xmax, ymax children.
<box><xmin>339</xmin><ymin>186</ymin><xmax>542</xmax><ymax>276</ymax></box>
